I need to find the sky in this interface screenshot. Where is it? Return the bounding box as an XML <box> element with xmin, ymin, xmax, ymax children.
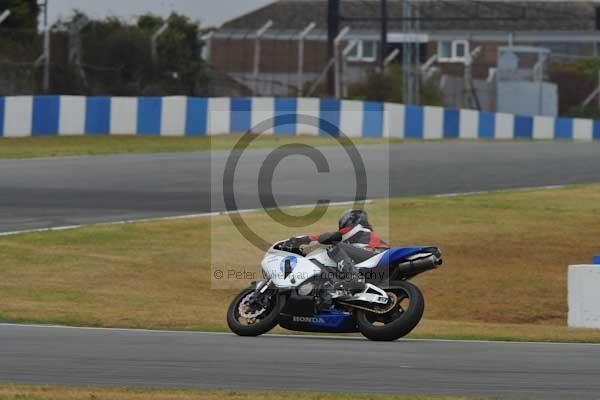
<box><xmin>46</xmin><ymin>0</ymin><xmax>274</xmax><ymax>28</ymax></box>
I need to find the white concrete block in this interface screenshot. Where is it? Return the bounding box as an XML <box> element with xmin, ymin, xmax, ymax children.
<box><xmin>423</xmin><ymin>106</ymin><xmax>444</xmax><ymax>139</ymax></box>
<box><xmin>296</xmin><ymin>97</ymin><xmax>320</xmax><ymax>136</ymax></box>
<box><xmin>207</xmin><ymin>97</ymin><xmax>230</xmax><ymax>135</ymax></box>
<box><xmin>340</xmin><ymin>100</ymin><xmax>363</xmax><ymax>137</ymax></box>
<box><xmin>383</xmin><ymin>102</ymin><xmax>404</xmax><ymax>138</ymax></box>
<box><xmin>533</xmin><ymin>115</ymin><xmax>554</xmax><ymax>140</ymax></box>
<box><xmin>494</xmin><ymin>112</ymin><xmax>514</xmax><ymax>139</ymax></box>
<box><xmin>568</xmin><ymin>265</ymin><xmax>600</xmax><ymax>329</ymax></box>
<box><xmin>4</xmin><ymin>96</ymin><xmax>33</xmax><ymax>137</ymax></box>
<box><xmin>161</xmin><ymin>96</ymin><xmax>187</xmax><ymax>136</ymax></box>
<box><xmin>573</xmin><ymin>118</ymin><xmax>593</xmax><ymax>142</ymax></box>
<box><xmin>459</xmin><ymin>109</ymin><xmax>479</xmax><ymax>139</ymax></box>
<box><xmin>110</xmin><ymin>97</ymin><xmax>137</xmax><ymax>135</ymax></box>
<box><xmin>250</xmin><ymin>97</ymin><xmax>274</xmax><ymax>134</ymax></box>
<box><xmin>59</xmin><ymin>96</ymin><xmax>86</xmax><ymax>136</ymax></box>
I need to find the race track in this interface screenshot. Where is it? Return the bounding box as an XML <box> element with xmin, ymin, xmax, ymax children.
<box><xmin>1</xmin><ymin>325</ymin><xmax>599</xmax><ymax>400</ymax></box>
<box><xmin>3</xmin><ymin>141</ymin><xmax>600</xmax><ymax>399</ymax></box>
<box><xmin>2</xmin><ymin>141</ymin><xmax>600</xmax><ymax>233</ymax></box>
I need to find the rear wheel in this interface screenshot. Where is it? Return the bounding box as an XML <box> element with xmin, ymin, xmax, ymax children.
<box><xmin>355</xmin><ymin>281</ymin><xmax>424</xmax><ymax>341</ymax></box>
<box><xmin>227</xmin><ymin>286</ymin><xmax>282</xmax><ymax>337</ymax></box>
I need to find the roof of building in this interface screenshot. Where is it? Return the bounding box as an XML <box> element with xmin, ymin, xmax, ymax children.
<box><xmin>219</xmin><ymin>0</ymin><xmax>598</xmax><ymax>33</ymax></box>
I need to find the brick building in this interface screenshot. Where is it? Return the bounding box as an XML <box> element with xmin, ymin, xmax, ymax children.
<box><xmin>207</xmin><ymin>0</ymin><xmax>600</xmax><ymax>107</ymax></box>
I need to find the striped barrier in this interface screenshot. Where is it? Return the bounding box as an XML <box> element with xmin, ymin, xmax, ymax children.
<box><xmin>1</xmin><ymin>95</ymin><xmax>599</xmax><ymax>140</ymax></box>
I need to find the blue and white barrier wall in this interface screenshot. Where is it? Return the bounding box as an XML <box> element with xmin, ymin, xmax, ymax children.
<box><xmin>1</xmin><ymin>95</ymin><xmax>600</xmax><ymax>140</ymax></box>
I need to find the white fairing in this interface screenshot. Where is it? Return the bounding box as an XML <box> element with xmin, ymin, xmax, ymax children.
<box><xmin>261</xmin><ymin>246</ymin><xmax>323</xmax><ymax>288</ymax></box>
<box><xmin>305</xmin><ymin>248</ymin><xmax>337</xmax><ymax>267</ymax></box>
<box><xmin>261</xmin><ymin>240</ymin><xmax>401</xmax><ymax>288</ymax></box>
<box><xmin>355</xmin><ymin>251</ymin><xmax>386</xmax><ymax>268</ymax></box>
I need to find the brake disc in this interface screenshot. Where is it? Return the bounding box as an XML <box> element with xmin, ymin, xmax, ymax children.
<box><xmin>238</xmin><ymin>292</ymin><xmax>268</xmax><ymax>319</ymax></box>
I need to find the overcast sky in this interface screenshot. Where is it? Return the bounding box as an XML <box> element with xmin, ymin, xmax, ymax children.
<box><xmin>46</xmin><ymin>0</ymin><xmax>273</xmax><ymax>28</ymax></box>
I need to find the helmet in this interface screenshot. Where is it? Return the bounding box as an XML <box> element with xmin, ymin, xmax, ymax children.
<box><xmin>338</xmin><ymin>209</ymin><xmax>370</xmax><ymax>230</ymax></box>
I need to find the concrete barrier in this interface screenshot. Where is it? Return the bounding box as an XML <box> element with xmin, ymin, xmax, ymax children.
<box><xmin>1</xmin><ymin>95</ymin><xmax>600</xmax><ymax>140</ymax></box>
<box><xmin>568</xmin><ymin>265</ymin><xmax>600</xmax><ymax>329</ymax></box>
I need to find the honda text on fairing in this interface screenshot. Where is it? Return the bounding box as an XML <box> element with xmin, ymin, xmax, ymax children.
<box><xmin>227</xmin><ymin>234</ymin><xmax>442</xmax><ymax>341</ymax></box>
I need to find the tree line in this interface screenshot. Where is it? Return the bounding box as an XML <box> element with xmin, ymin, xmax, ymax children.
<box><xmin>0</xmin><ymin>2</ymin><xmax>216</xmax><ymax>96</ymax></box>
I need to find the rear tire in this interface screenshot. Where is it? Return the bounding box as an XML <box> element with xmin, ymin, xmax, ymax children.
<box><xmin>355</xmin><ymin>281</ymin><xmax>425</xmax><ymax>341</ymax></box>
<box><xmin>227</xmin><ymin>287</ymin><xmax>282</xmax><ymax>337</ymax></box>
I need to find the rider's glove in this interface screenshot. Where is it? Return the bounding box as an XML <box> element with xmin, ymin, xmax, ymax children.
<box><xmin>283</xmin><ymin>236</ymin><xmax>310</xmax><ymax>251</ymax></box>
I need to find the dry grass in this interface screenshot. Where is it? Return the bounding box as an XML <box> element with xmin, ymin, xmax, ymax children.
<box><xmin>0</xmin><ymin>134</ymin><xmax>401</xmax><ymax>159</ymax></box>
<box><xmin>0</xmin><ymin>385</ymin><xmax>495</xmax><ymax>400</ymax></box>
<box><xmin>1</xmin><ymin>184</ymin><xmax>600</xmax><ymax>341</ymax></box>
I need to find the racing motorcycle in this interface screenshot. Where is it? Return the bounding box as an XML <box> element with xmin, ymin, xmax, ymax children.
<box><xmin>227</xmin><ymin>233</ymin><xmax>442</xmax><ymax>341</ymax></box>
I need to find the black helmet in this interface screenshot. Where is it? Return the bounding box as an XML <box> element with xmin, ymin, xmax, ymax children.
<box><xmin>338</xmin><ymin>209</ymin><xmax>370</xmax><ymax>230</ymax></box>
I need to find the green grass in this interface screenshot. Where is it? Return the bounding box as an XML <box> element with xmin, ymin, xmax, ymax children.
<box><xmin>2</xmin><ymin>184</ymin><xmax>600</xmax><ymax>342</ymax></box>
<box><xmin>0</xmin><ymin>134</ymin><xmax>402</xmax><ymax>159</ymax></box>
<box><xmin>0</xmin><ymin>385</ymin><xmax>506</xmax><ymax>400</ymax></box>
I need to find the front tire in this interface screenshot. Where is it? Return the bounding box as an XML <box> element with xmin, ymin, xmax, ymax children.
<box><xmin>227</xmin><ymin>287</ymin><xmax>282</xmax><ymax>337</ymax></box>
<box><xmin>355</xmin><ymin>281</ymin><xmax>425</xmax><ymax>341</ymax></box>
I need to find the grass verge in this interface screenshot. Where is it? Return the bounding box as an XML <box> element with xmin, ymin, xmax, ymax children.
<box><xmin>0</xmin><ymin>135</ymin><xmax>401</xmax><ymax>159</ymax></box>
<box><xmin>0</xmin><ymin>384</ymin><xmax>499</xmax><ymax>400</ymax></box>
<box><xmin>1</xmin><ymin>184</ymin><xmax>600</xmax><ymax>342</ymax></box>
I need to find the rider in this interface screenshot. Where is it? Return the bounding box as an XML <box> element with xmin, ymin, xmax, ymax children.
<box><xmin>282</xmin><ymin>209</ymin><xmax>390</xmax><ymax>291</ymax></box>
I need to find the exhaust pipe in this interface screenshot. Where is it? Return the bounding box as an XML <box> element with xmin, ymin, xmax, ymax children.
<box><xmin>396</xmin><ymin>254</ymin><xmax>441</xmax><ymax>276</ymax></box>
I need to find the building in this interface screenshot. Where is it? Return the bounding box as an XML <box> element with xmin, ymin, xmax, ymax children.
<box><xmin>207</xmin><ymin>0</ymin><xmax>600</xmax><ymax>110</ymax></box>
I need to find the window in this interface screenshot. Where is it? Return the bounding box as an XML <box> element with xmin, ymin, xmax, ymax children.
<box><xmin>454</xmin><ymin>42</ymin><xmax>466</xmax><ymax>58</ymax></box>
<box><xmin>347</xmin><ymin>40</ymin><xmax>378</xmax><ymax>62</ymax></box>
<box><xmin>439</xmin><ymin>41</ymin><xmax>452</xmax><ymax>59</ymax></box>
<box><xmin>437</xmin><ymin>40</ymin><xmax>470</xmax><ymax>63</ymax></box>
<box><xmin>361</xmin><ymin>41</ymin><xmax>377</xmax><ymax>61</ymax></box>
<box><xmin>347</xmin><ymin>42</ymin><xmax>359</xmax><ymax>59</ymax></box>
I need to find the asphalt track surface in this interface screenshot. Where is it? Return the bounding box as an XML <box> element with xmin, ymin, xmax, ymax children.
<box><xmin>2</xmin><ymin>141</ymin><xmax>600</xmax><ymax>233</ymax></box>
<box><xmin>1</xmin><ymin>325</ymin><xmax>600</xmax><ymax>399</ymax></box>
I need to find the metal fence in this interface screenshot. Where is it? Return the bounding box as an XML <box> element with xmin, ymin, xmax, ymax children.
<box><xmin>206</xmin><ymin>25</ymin><xmax>383</xmax><ymax>99</ymax></box>
<box><xmin>205</xmin><ymin>26</ymin><xmax>511</xmax><ymax>111</ymax></box>
<box><xmin>0</xmin><ymin>22</ymin><xmax>595</xmax><ymax>116</ymax></box>
<box><xmin>0</xmin><ymin>27</ymin><xmax>43</xmax><ymax>95</ymax></box>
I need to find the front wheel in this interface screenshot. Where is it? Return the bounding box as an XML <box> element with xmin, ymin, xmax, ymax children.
<box><xmin>227</xmin><ymin>286</ymin><xmax>282</xmax><ymax>337</ymax></box>
<box><xmin>355</xmin><ymin>281</ymin><xmax>425</xmax><ymax>341</ymax></box>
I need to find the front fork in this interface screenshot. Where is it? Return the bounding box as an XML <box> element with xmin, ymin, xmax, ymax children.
<box><xmin>255</xmin><ymin>279</ymin><xmax>272</xmax><ymax>293</ymax></box>
<box><xmin>250</xmin><ymin>279</ymin><xmax>275</xmax><ymax>309</ymax></box>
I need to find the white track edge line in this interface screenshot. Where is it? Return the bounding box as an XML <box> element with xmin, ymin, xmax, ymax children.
<box><xmin>0</xmin><ymin>323</ymin><xmax>598</xmax><ymax>346</ymax></box>
<box><xmin>0</xmin><ymin>184</ymin><xmax>571</xmax><ymax>238</ymax></box>
<box><xmin>432</xmin><ymin>184</ymin><xmax>566</xmax><ymax>198</ymax></box>
<box><xmin>0</xmin><ymin>200</ymin><xmax>373</xmax><ymax>237</ymax></box>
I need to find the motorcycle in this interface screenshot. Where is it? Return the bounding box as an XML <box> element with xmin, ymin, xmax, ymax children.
<box><xmin>227</xmin><ymin>233</ymin><xmax>442</xmax><ymax>341</ymax></box>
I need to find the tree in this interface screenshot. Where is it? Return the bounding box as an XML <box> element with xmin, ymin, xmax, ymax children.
<box><xmin>347</xmin><ymin>64</ymin><xmax>445</xmax><ymax>106</ymax></box>
<box><xmin>136</xmin><ymin>13</ymin><xmax>210</xmax><ymax>95</ymax></box>
<box><xmin>60</xmin><ymin>12</ymin><xmax>211</xmax><ymax>96</ymax></box>
<box><xmin>0</xmin><ymin>0</ymin><xmax>39</xmax><ymax>30</ymax></box>
<box><xmin>550</xmin><ymin>59</ymin><xmax>600</xmax><ymax>117</ymax></box>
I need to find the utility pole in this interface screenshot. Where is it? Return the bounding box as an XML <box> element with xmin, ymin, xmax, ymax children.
<box><xmin>0</xmin><ymin>9</ymin><xmax>11</xmax><ymax>25</ymax></box>
<box><xmin>42</xmin><ymin>0</ymin><xmax>50</xmax><ymax>93</ymax></box>
<box><xmin>334</xmin><ymin>26</ymin><xmax>350</xmax><ymax>98</ymax></box>
<box><xmin>402</xmin><ymin>0</ymin><xmax>419</xmax><ymax>105</ymax></box>
<box><xmin>252</xmin><ymin>20</ymin><xmax>273</xmax><ymax>95</ymax></box>
<box><xmin>151</xmin><ymin>23</ymin><xmax>169</xmax><ymax>77</ymax></box>
<box><xmin>380</xmin><ymin>0</ymin><xmax>388</xmax><ymax>72</ymax></box>
<box><xmin>298</xmin><ymin>22</ymin><xmax>316</xmax><ymax>96</ymax></box>
<box><xmin>414</xmin><ymin>0</ymin><xmax>421</xmax><ymax>105</ymax></box>
<box><xmin>327</xmin><ymin>0</ymin><xmax>340</xmax><ymax>96</ymax></box>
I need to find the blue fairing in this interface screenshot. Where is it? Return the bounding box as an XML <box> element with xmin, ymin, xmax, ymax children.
<box><xmin>376</xmin><ymin>246</ymin><xmax>432</xmax><ymax>267</ymax></box>
<box><xmin>310</xmin><ymin>313</ymin><xmax>354</xmax><ymax>329</ymax></box>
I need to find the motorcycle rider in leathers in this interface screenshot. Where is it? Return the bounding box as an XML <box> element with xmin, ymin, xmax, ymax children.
<box><xmin>281</xmin><ymin>209</ymin><xmax>389</xmax><ymax>291</ymax></box>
